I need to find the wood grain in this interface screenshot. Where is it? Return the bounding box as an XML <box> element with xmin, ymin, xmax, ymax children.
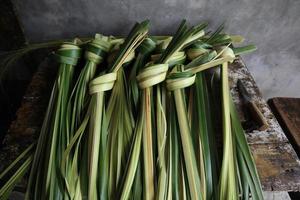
<box><xmin>268</xmin><ymin>97</ymin><xmax>300</xmax><ymax>155</ymax></box>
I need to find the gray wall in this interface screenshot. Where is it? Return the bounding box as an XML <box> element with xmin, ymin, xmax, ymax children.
<box><xmin>12</xmin><ymin>0</ymin><xmax>300</xmax><ymax>99</ymax></box>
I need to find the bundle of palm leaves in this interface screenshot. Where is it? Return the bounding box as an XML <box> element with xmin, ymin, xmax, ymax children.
<box><xmin>0</xmin><ymin>20</ymin><xmax>263</xmax><ymax>200</ymax></box>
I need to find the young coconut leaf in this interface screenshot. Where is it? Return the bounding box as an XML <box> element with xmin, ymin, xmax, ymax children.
<box><xmin>157</xmin><ymin>21</ymin><xmax>209</xmax><ymax>200</ymax></box>
<box><xmin>219</xmin><ymin>61</ymin><xmax>238</xmax><ymax>200</ymax></box>
<box><xmin>104</xmin><ymin>21</ymin><xmax>149</xmax><ymax>199</ymax></box>
<box><xmin>114</xmin><ymin>37</ymin><xmax>156</xmax><ymax>200</ymax></box>
<box><xmin>106</xmin><ymin>67</ymin><xmax>134</xmax><ymax>196</ymax></box>
<box><xmin>166</xmin><ymin>67</ymin><xmax>201</xmax><ymax>200</ymax></box>
<box><xmin>136</xmin><ymin>62</ymin><xmax>169</xmax><ymax>200</ymax></box>
<box><xmin>58</xmin><ymin>21</ymin><xmax>148</xmax><ymax>200</ymax></box>
<box><xmin>0</xmin><ymin>38</ymin><xmax>93</xmax><ymax>84</ymax></box>
<box><xmin>232</xmin><ymin>45</ymin><xmax>257</xmax><ymax>56</ymax></box>
<box><xmin>0</xmin><ymin>144</ymin><xmax>34</xmax><ymax>199</ymax></box>
<box><xmin>128</xmin><ymin>37</ymin><xmax>156</xmax><ymax>114</ymax></box>
<box><xmin>166</xmin><ymin>93</ymin><xmax>180</xmax><ymax>200</ymax></box>
<box><xmin>0</xmin><ymin>155</ymin><xmax>33</xmax><ymax>199</ymax></box>
<box><xmin>137</xmin><ymin>20</ymin><xmax>206</xmax><ymax>200</ymax></box>
<box><xmin>231</xmin><ymin>96</ymin><xmax>264</xmax><ymax>199</ymax></box>
<box><xmin>25</xmin><ymin>40</ymin><xmax>82</xmax><ymax>200</ymax></box>
<box><xmin>185</xmin><ymin>50</ymin><xmax>219</xmax><ymax>200</ymax></box>
<box><xmin>68</xmin><ymin>34</ymin><xmax>112</xmax><ymax>136</ymax></box>
<box><xmin>61</xmin><ymin>34</ymin><xmax>113</xmax><ymax>199</ymax></box>
<box><xmin>61</xmin><ymin>20</ymin><xmax>149</xmax><ymax>200</ymax></box>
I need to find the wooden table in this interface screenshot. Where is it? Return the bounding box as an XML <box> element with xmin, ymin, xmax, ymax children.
<box><xmin>268</xmin><ymin>98</ymin><xmax>300</xmax><ymax>156</ymax></box>
<box><xmin>1</xmin><ymin>57</ymin><xmax>300</xmax><ymax>193</ymax></box>
<box><xmin>229</xmin><ymin>59</ymin><xmax>300</xmax><ymax>192</ymax></box>
<box><xmin>268</xmin><ymin>98</ymin><xmax>300</xmax><ymax>199</ymax></box>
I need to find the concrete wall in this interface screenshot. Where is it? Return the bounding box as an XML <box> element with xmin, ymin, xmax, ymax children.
<box><xmin>12</xmin><ymin>0</ymin><xmax>300</xmax><ymax>99</ymax></box>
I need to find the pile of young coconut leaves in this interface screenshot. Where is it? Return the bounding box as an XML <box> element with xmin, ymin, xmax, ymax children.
<box><xmin>0</xmin><ymin>20</ymin><xmax>263</xmax><ymax>200</ymax></box>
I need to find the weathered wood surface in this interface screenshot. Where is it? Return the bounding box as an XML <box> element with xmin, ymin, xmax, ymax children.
<box><xmin>1</xmin><ymin>57</ymin><xmax>300</xmax><ymax>192</ymax></box>
<box><xmin>0</xmin><ymin>58</ymin><xmax>56</xmax><ymax>172</ymax></box>
<box><xmin>229</xmin><ymin>59</ymin><xmax>300</xmax><ymax>191</ymax></box>
<box><xmin>268</xmin><ymin>97</ymin><xmax>300</xmax><ymax>155</ymax></box>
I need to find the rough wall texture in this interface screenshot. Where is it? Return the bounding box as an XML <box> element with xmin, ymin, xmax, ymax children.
<box><xmin>11</xmin><ymin>0</ymin><xmax>300</xmax><ymax>99</ymax></box>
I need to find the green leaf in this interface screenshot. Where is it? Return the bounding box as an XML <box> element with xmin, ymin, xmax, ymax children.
<box><xmin>232</xmin><ymin>45</ymin><xmax>257</xmax><ymax>56</ymax></box>
<box><xmin>219</xmin><ymin>62</ymin><xmax>238</xmax><ymax>200</ymax></box>
<box><xmin>230</xmin><ymin>95</ymin><xmax>264</xmax><ymax>200</ymax></box>
<box><xmin>167</xmin><ymin>67</ymin><xmax>202</xmax><ymax>200</ymax></box>
<box><xmin>26</xmin><ymin>41</ymin><xmax>82</xmax><ymax>200</ymax></box>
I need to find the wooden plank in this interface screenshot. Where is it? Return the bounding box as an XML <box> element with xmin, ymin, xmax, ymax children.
<box><xmin>251</xmin><ymin>143</ymin><xmax>300</xmax><ymax>191</ymax></box>
<box><xmin>268</xmin><ymin>97</ymin><xmax>300</xmax><ymax>155</ymax></box>
<box><xmin>229</xmin><ymin>59</ymin><xmax>288</xmax><ymax>144</ymax></box>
